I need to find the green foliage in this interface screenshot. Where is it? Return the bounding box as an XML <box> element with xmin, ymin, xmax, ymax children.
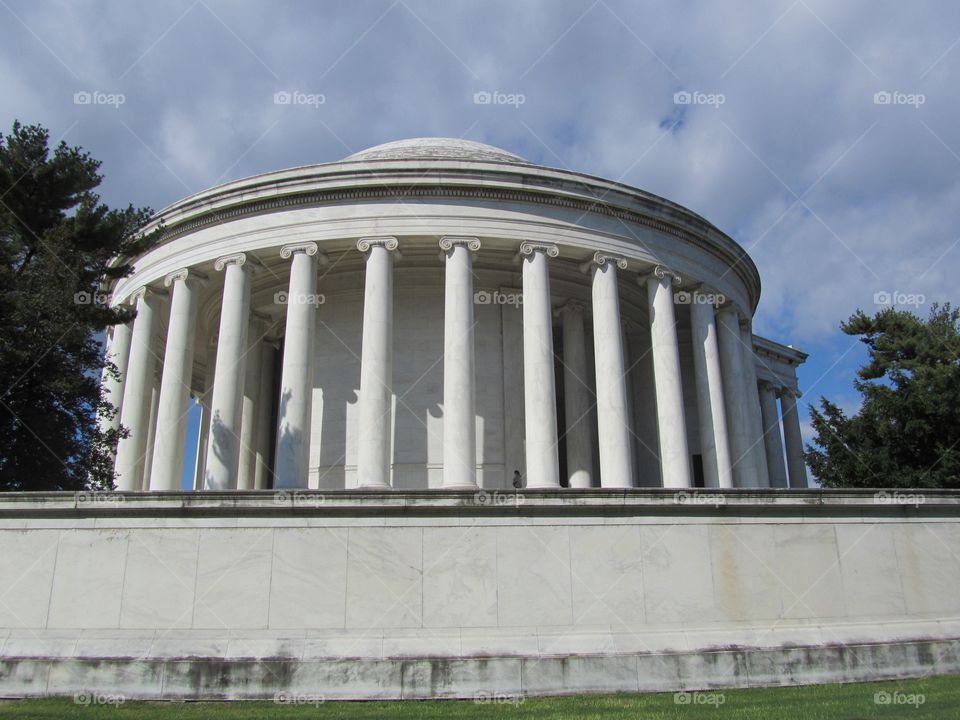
<box><xmin>806</xmin><ymin>304</ymin><xmax>960</xmax><ymax>488</ymax></box>
<box><xmin>0</xmin><ymin>121</ymin><xmax>158</xmax><ymax>491</ymax></box>
<box><xmin>0</xmin><ymin>676</ymin><xmax>958</xmax><ymax>719</ymax></box>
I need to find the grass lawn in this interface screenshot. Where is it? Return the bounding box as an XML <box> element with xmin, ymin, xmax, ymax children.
<box><xmin>0</xmin><ymin>675</ymin><xmax>957</xmax><ymax>719</ymax></box>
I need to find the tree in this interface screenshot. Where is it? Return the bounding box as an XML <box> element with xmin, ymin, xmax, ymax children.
<box><xmin>0</xmin><ymin>121</ymin><xmax>157</xmax><ymax>491</ymax></box>
<box><xmin>806</xmin><ymin>304</ymin><xmax>960</xmax><ymax>488</ymax></box>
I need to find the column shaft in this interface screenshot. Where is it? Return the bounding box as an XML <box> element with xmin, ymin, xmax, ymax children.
<box><xmin>645</xmin><ymin>268</ymin><xmax>691</xmax><ymax>488</ymax></box>
<box><xmin>690</xmin><ymin>296</ymin><xmax>734</xmax><ymax>488</ymax></box>
<box><xmin>561</xmin><ymin>303</ymin><xmax>593</xmax><ymax>488</ymax></box>
<box><xmin>716</xmin><ymin>307</ymin><xmax>758</xmax><ymax>487</ymax></box>
<box><xmin>759</xmin><ymin>382</ymin><xmax>788</xmax><ymax>488</ymax></box>
<box><xmin>740</xmin><ymin>322</ymin><xmax>770</xmax><ymax>486</ymax></box>
<box><xmin>99</xmin><ymin>322</ymin><xmax>133</xmax><ymax>444</ymax></box>
<box><xmin>590</xmin><ymin>256</ymin><xmax>633</xmax><ymax>488</ymax></box>
<box><xmin>274</xmin><ymin>244</ymin><xmax>320</xmax><ymax>488</ymax></box>
<box><xmin>115</xmin><ymin>288</ymin><xmax>161</xmax><ymax>491</ymax></box>
<box><xmin>253</xmin><ymin>340</ymin><xmax>276</xmax><ymax>490</ymax></box>
<box><xmin>193</xmin><ymin>356</ymin><xmax>215</xmax><ymax>490</ymax></box>
<box><xmin>203</xmin><ymin>256</ymin><xmax>252</xmax><ymax>490</ymax></box>
<box><xmin>149</xmin><ymin>270</ymin><xmax>203</xmax><ymax>491</ymax></box>
<box><xmin>520</xmin><ymin>243</ymin><xmax>560</xmax><ymax>488</ymax></box>
<box><xmin>356</xmin><ymin>238</ymin><xmax>397</xmax><ymax>489</ymax></box>
<box><xmin>237</xmin><ymin>317</ymin><xmax>265</xmax><ymax>491</ymax></box>
<box><xmin>440</xmin><ymin>237</ymin><xmax>478</xmax><ymax>489</ymax></box>
<box><xmin>781</xmin><ymin>391</ymin><xmax>809</xmax><ymax>488</ymax></box>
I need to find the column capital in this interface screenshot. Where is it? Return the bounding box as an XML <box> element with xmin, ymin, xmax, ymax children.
<box><xmin>214</xmin><ymin>252</ymin><xmax>264</xmax><ymax>272</ymax></box>
<box><xmin>687</xmin><ymin>281</ymin><xmax>725</xmax><ymax>302</ymax></box>
<box><xmin>716</xmin><ymin>303</ymin><xmax>742</xmax><ymax>321</ymax></box>
<box><xmin>580</xmin><ymin>250</ymin><xmax>628</xmax><ymax>273</ymax></box>
<box><xmin>357</xmin><ymin>236</ymin><xmax>399</xmax><ymax>253</ymax></box>
<box><xmin>781</xmin><ymin>386</ymin><xmax>802</xmax><ymax>399</ymax></box>
<box><xmin>280</xmin><ymin>242</ymin><xmax>326</xmax><ymax>261</ymax></box>
<box><xmin>518</xmin><ymin>241</ymin><xmax>559</xmax><ymax>259</ymax></box>
<box><xmin>640</xmin><ymin>265</ymin><xmax>682</xmax><ymax>286</ymax></box>
<box><xmin>163</xmin><ymin>268</ymin><xmax>208</xmax><ymax>288</ymax></box>
<box><xmin>758</xmin><ymin>379</ymin><xmax>777</xmax><ymax>393</ymax></box>
<box><xmin>129</xmin><ymin>284</ymin><xmax>166</xmax><ymax>304</ymax></box>
<box><xmin>439</xmin><ymin>236</ymin><xmax>480</xmax><ymax>252</ymax></box>
<box><xmin>556</xmin><ymin>299</ymin><xmax>586</xmax><ymax>316</ymax></box>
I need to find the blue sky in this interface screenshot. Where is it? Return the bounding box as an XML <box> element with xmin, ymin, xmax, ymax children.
<box><xmin>3</xmin><ymin>0</ymin><xmax>958</xmax><ymax>485</ymax></box>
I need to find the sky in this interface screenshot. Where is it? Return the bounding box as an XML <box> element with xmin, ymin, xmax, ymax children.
<box><xmin>2</xmin><ymin>0</ymin><xmax>958</xmax><ymax>477</ymax></box>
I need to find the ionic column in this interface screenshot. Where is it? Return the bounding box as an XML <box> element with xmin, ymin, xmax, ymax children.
<box><xmin>740</xmin><ymin>320</ymin><xmax>770</xmax><ymax>486</ymax></box>
<box><xmin>149</xmin><ymin>269</ymin><xmax>205</xmax><ymax>492</ymax></box>
<box><xmin>193</xmin><ymin>352</ymin><xmax>216</xmax><ymax>490</ymax></box>
<box><xmin>689</xmin><ymin>289</ymin><xmax>734</xmax><ymax>488</ymax></box>
<box><xmin>356</xmin><ymin>237</ymin><xmax>398</xmax><ymax>489</ymax></box>
<box><xmin>584</xmin><ymin>252</ymin><xmax>633</xmax><ymax>488</ymax></box>
<box><xmin>275</xmin><ymin>243</ymin><xmax>322</xmax><ymax>489</ymax></box>
<box><xmin>203</xmin><ymin>254</ymin><xmax>253</xmax><ymax>490</ymax></box>
<box><xmin>440</xmin><ymin>237</ymin><xmax>479</xmax><ymax>489</ymax></box>
<box><xmin>559</xmin><ymin>301</ymin><xmax>593</xmax><ymax>488</ymax></box>
<box><xmin>519</xmin><ymin>242</ymin><xmax>560</xmax><ymax>488</ymax></box>
<box><xmin>716</xmin><ymin>306</ymin><xmax>758</xmax><ymax>487</ymax></box>
<box><xmin>140</xmin><ymin>375</ymin><xmax>160</xmax><ymax>490</ymax></box>
<box><xmin>237</xmin><ymin>314</ymin><xmax>268</xmax><ymax>491</ymax></box>
<box><xmin>781</xmin><ymin>388</ymin><xmax>809</xmax><ymax>488</ymax></box>
<box><xmin>115</xmin><ymin>286</ymin><xmax>163</xmax><ymax>491</ymax></box>
<box><xmin>642</xmin><ymin>267</ymin><xmax>691</xmax><ymax>488</ymax></box>
<box><xmin>99</xmin><ymin>321</ymin><xmax>133</xmax><ymax>446</ymax></box>
<box><xmin>253</xmin><ymin>339</ymin><xmax>277</xmax><ymax>490</ymax></box>
<box><xmin>759</xmin><ymin>381</ymin><xmax>788</xmax><ymax>488</ymax></box>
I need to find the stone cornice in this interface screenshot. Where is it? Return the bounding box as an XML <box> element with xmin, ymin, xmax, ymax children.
<box><xmin>139</xmin><ymin>182</ymin><xmax>758</xmax><ymax>308</ymax></box>
<box><xmin>2</xmin><ymin>488</ymin><xmax>959</xmax><ymax>518</ymax></box>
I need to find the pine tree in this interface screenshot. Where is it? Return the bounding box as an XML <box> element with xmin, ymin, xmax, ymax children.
<box><xmin>0</xmin><ymin>121</ymin><xmax>158</xmax><ymax>490</ymax></box>
<box><xmin>806</xmin><ymin>304</ymin><xmax>960</xmax><ymax>488</ymax></box>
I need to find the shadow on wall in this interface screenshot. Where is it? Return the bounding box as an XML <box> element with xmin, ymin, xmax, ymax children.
<box><xmin>274</xmin><ymin>387</ymin><xmax>306</xmax><ymax>488</ymax></box>
<box><xmin>204</xmin><ymin>409</ymin><xmax>237</xmax><ymax>490</ymax></box>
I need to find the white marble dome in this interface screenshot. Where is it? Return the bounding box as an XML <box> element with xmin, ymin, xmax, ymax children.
<box><xmin>343</xmin><ymin>137</ymin><xmax>529</xmax><ymax>164</ymax></box>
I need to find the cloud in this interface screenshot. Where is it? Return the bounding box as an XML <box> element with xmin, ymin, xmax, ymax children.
<box><xmin>2</xmin><ymin>0</ymin><xmax>957</xmax><ymax>423</ymax></box>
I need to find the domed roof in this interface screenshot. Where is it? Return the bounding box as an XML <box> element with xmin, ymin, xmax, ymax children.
<box><xmin>344</xmin><ymin>137</ymin><xmax>528</xmax><ymax>164</ymax></box>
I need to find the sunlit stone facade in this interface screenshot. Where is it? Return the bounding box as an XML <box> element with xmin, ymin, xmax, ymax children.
<box><xmin>102</xmin><ymin>138</ymin><xmax>808</xmax><ymax>493</ymax></box>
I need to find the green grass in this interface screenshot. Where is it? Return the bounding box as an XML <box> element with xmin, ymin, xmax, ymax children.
<box><xmin>1</xmin><ymin>675</ymin><xmax>958</xmax><ymax>719</ymax></box>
